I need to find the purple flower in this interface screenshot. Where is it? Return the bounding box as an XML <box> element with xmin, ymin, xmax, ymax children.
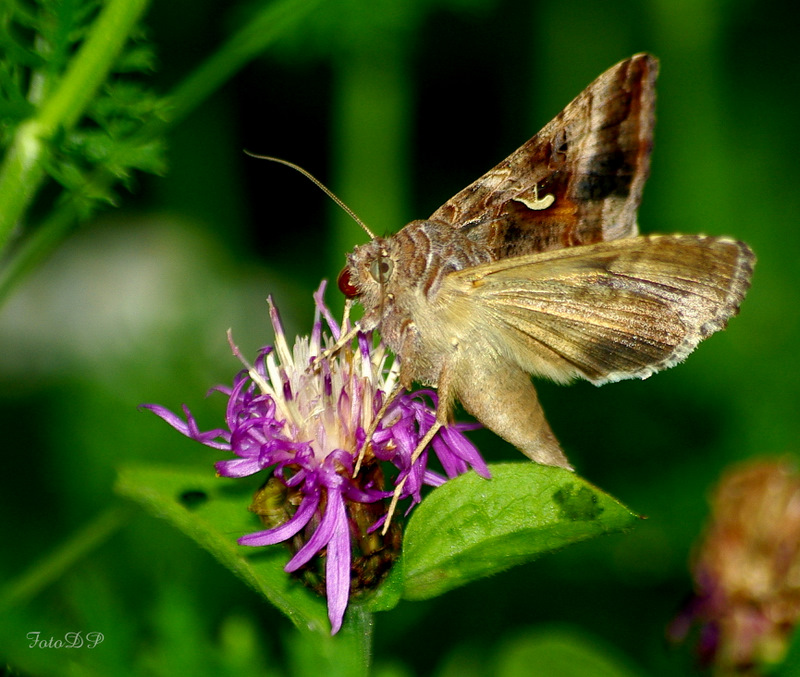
<box><xmin>669</xmin><ymin>458</ymin><xmax>800</xmax><ymax>671</ymax></box>
<box><xmin>143</xmin><ymin>281</ymin><xmax>488</xmax><ymax>634</ymax></box>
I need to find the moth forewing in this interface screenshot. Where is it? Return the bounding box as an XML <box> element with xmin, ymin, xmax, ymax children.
<box><xmin>430</xmin><ymin>53</ymin><xmax>658</xmax><ymax>254</ymax></box>
<box><xmin>444</xmin><ymin>235</ymin><xmax>755</xmax><ymax>386</ymax></box>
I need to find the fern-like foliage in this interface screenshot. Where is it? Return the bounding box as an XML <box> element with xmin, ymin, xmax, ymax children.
<box><xmin>0</xmin><ymin>0</ymin><xmax>166</xmax><ymax>217</ymax></box>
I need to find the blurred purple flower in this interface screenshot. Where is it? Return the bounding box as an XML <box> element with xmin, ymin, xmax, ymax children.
<box><xmin>143</xmin><ymin>281</ymin><xmax>488</xmax><ymax>633</ymax></box>
<box><xmin>670</xmin><ymin>458</ymin><xmax>800</xmax><ymax>672</ymax></box>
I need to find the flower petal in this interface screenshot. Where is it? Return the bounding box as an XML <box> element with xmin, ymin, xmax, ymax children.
<box><xmin>215</xmin><ymin>457</ymin><xmax>264</xmax><ymax>478</ymax></box>
<box><xmin>323</xmin><ymin>490</ymin><xmax>350</xmax><ymax>634</ymax></box>
<box><xmin>140</xmin><ymin>403</ymin><xmax>230</xmax><ymax>449</ymax></box>
<box><xmin>285</xmin><ymin>480</ymin><xmax>344</xmax><ymax>572</ymax></box>
<box><xmin>313</xmin><ymin>280</ymin><xmax>341</xmax><ymax>339</ymax></box>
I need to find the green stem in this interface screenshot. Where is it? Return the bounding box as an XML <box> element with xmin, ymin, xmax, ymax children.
<box><xmin>289</xmin><ymin>605</ymin><xmax>374</xmax><ymax>677</ymax></box>
<box><xmin>0</xmin><ymin>168</ymin><xmax>115</xmax><ymax>301</ymax></box>
<box><xmin>39</xmin><ymin>0</ymin><xmax>153</xmax><ymax>133</ymax></box>
<box><xmin>0</xmin><ymin>125</ymin><xmax>48</xmax><ymax>252</ymax></box>
<box><xmin>0</xmin><ymin>0</ymin><xmax>152</xmax><ymax>252</ymax></box>
<box><xmin>163</xmin><ymin>0</ymin><xmax>323</xmax><ymax>128</ymax></box>
<box><xmin>0</xmin><ymin>504</ymin><xmax>133</xmax><ymax>611</ymax></box>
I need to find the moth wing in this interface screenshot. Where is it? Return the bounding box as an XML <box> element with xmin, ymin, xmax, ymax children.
<box><xmin>443</xmin><ymin>235</ymin><xmax>754</xmax><ymax>385</ymax></box>
<box><xmin>429</xmin><ymin>54</ymin><xmax>658</xmax><ymax>258</ymax></box>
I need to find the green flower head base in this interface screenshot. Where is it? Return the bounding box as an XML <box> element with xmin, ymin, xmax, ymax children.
<box><xmin>143</xmin><ymin>282</ymin><xmax>488</xmax><ymax>633</ymax></box>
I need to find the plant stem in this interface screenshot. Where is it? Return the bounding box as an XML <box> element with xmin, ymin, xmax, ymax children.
<box><xmin>0</xmin><ymin>168</ymin><xmax>115</xmax><ymax>301</ymax></box>
<box><xmin>163</xmin><ymin>0</ymin><xmax>323</xmax><ymax>128</ymax></box>
<box><xmin>0</xmin><ymin>504</ymin><xmax>133</xmax><ymax>611</ymax></box>
<box><xmin>289</xmin><ymin>605</ymin><xmax>374</xmax><ymax>677</ymax></box>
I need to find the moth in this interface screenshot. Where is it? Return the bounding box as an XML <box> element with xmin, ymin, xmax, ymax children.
<box><xmin>337</xmin><ymin>53</ymin><xmax>754</xmax><ymax>473</ymax></box>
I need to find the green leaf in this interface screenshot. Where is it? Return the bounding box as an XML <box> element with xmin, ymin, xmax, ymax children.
<box><xmin>401</xmin><ymin>463</ymin><xmax>639</xmax><ymax>600</ymax></box>
<box><xmin>114</xmin><ymin>463</ymin><xmax>329</xmax><ymax>633</ymax></box>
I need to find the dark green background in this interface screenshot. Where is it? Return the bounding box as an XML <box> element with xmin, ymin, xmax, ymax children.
<box><xmin>1</xmin><ymin>0</ymin><xmax>797</xmax><ymax>674</ymax></box>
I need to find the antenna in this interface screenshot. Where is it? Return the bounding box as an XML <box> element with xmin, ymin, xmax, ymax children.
<box><xmin>244</xmin><ymin>151</ymin><xmax>376</xmax><ymax>240</ymax></box>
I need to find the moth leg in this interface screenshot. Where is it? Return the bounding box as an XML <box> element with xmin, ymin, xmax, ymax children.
<box><xmin>309</xmin><ymin>299</ymin><xmax>356</xmax><ymax>370</ymax></box>
<box><xmin>454</xmin><ymin>354</ymin><xmax>573</xmax><ymax>470</ymax></box>
<box><xmin>353</xmin><ymin>383</ymin><xmax>403</xmax><ymax>477</ymax></box>
<box><xmin>380</xmin><ymin>359</ymin><xmax>459</xmax><ymax>534</ymax></box>
<box><xmin>381</xmin><ymin>418</ymin><xmax>443</xmax><ymax>536</ymax></box>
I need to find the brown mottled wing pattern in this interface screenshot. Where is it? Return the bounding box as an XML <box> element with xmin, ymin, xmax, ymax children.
<box><xmin>429</xmin><ymin>54</ymin><xmax>658</xmax><ymax>259</ymax></box>
<box><xmin>445</xmin><ymin>235</ymin><xmax>754</xmax><ymax>386</ymax></box>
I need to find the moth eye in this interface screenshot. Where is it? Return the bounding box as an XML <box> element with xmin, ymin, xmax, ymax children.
<box><xmin>369</xmin><ymin>257</ymin><xmax>394</xmax><ymax>284</ymax></box>
<box><xmin>337</xmin><ymin>267</ymin><xmax>359</xmax><ymax>299</ymax></box>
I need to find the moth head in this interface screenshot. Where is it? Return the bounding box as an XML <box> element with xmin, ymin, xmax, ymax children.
<box><xmin>339</xmin><ymin>239</ymin><xmax>396</xmax><ymax>327</ymax></box>
<box><xmin>338</xmin><ymin>256</ymin><xmax>394</xmax><ymax>294</ymax></box>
